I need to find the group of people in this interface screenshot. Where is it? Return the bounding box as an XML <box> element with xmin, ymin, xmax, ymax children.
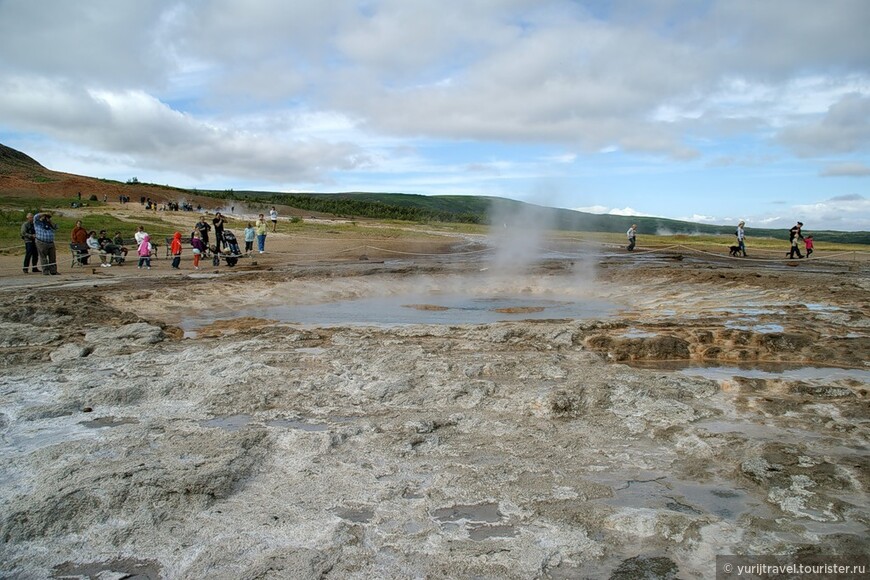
<box><xmin>625</xmin><ymin>220</ymin><xmax>815</xmax><ymax>258</ymax></box>
<box><xmin>69</xmin><ymin>222</ymin><xmax>155</xmax><ymax>269</ymax></box>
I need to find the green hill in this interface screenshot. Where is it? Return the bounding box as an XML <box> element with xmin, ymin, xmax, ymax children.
<box><xmin>204</xmin><ymin>189</ymin><xmax>870</xmax><ymax>245</ymax></box>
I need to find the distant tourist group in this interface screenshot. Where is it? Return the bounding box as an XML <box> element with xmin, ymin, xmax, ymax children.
<box><xmin>626</xmin><ymin>220</ymin><xmax>814</xmax><ymax>258</ymax></box>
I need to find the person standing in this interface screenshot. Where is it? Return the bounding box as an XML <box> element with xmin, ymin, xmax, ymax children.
<box><xmin>736</xmin><ymin>221</ymin><xmax>747</xmax><ymax>257</ymax></box>
<box><xmin>244</xmin><ymin>222</ymin><xmax>256</xmax><ymax>255</ymax></box>
<box><xmin>195</xmin><ymin>217</ymin><xmax>211</xmax><ymax>248</ymax></box>
<box><xmin>170</xmin><ymin>232</ymin><xmax>183</xmax><ymax>269</ymax></box>
<box><xmin>33</xmin><ymin>211</ymin><xmax>59</xmax><ymax>275</ymax></box>
<box><xmin>212</xmin><ymin>212</ymin><xmax>226</xmax><ymax>248</ymax></box>
<box><xmin>270</xmin><ymin>206</ymin><xmax>278</xmax><ymax>232</ymax></box>
<box><xmin>626</xmin><ymin>224</ymin><xmax>637</xmax><ymax>251</ymax></box>
<box><xmin>787</xmin><ymin>221</ymin><xmax>804</xmax><ymax>259</ymax></box>
<box><xmin>191</xmin><ymin>232</ymin><xmax>205</xmax><ymax>269</ymax></box>
<box><xmin>134</xmin><ymin>225</ymin><xmax>148</xmax><ymax>245</ymax></box>
<box><xmin>137</xmin><ymin>235</ymin><xmax>153</xmax><ymax>269</ymax></box>
<box><xmin>20</xmin><ymin>213</ymin><xmax>40</xmax><ymax>273</ymax></box>
<box><xmin>256</xmin><ymin>213</ymin><xmax>268</xmax><ymax>253</ymax></box>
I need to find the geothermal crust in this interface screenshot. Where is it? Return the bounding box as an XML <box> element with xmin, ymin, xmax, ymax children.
<box><xmin>0</xmin><ymin>255</ymin><xmax>868</xmax><ymax>578</ymax></box>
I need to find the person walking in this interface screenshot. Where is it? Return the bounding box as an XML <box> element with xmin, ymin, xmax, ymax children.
<box><xmin>804</xmin><ymin>234</ymin><xmax>814</xmax><ymax>258</ymax></box>
<box><xmin>20</xmin><ymin>213</ymin><xmax>40</xmax><ymax>273</ymax></box>
<box><xmin>256</xmin><ymin>213</ymin><xmax>268</xmax><ymax>253</ymax></box>
<box><xmin>736</xmin><ymin>221</ymin><xmax>747</xmax><ymax>257</ymax></box>
<box><xmin>626</xmin><ymin>224</ymin><xmax>637</xmax><ymax>251</ymax></box>
<box><xmin>787</xmin><ymin>221</ymin><xmax>804</xmax><ymax>259</ymax></box>
<box><xmin>33</xmin><ymin>211</ymin><xmax>59</xmax><ymax>275</ymax></box>
<box><xmin>269</xmin><ymin>207</ymin><xmax>278</xmax><ymax>232</ymax></box>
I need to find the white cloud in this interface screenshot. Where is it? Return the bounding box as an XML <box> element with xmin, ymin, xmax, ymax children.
<box><xmin>574</xmin><ymin>206</ymin><xmax>653</xmax><ymax>217</ymax></box>
<box><xmin>778</xmin><ymin>93</ymin><xmax>870</xmax><ymax>157</ymax></box>
<box><xmin>790</xmin><ymin>194</ymin><xmax>870</xmax><ymax>230</ymax></box>
<box><xmin>678</xmin><ymin>214</ymin><xmax>718</xmax><ymax>223</ymax></box>
<box><xmin>573</xmin><ymin>205</ymin><xmax>610</xmax><ymax>214</ymax></box>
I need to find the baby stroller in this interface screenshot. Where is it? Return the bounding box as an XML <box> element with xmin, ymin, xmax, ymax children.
<box><xmin>222</xmin><ymin>230</ymin><xmax>241</xmax><ymax>267</ymax></box>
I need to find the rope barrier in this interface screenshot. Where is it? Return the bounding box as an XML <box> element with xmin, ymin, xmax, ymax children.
<box><xmin>0</xmin><ymin>235</ymin><xmax>866</xmax><ymax>276</ymax></box>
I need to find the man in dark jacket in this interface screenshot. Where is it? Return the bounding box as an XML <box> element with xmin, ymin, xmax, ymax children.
<box><xmin>787</xmin><ymin>221</ymin><xmax>804</xmax><ymax>259</ymax></box>
<box><xmin>20</xmin><ymin>213</ymin><xmax>39</xmax><ymax>273</ymax></box>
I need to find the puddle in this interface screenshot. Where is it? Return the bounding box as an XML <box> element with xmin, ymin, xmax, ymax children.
<box><xmin>200</xmin><ymin>414</ymin><xmax>254</xmax><ymax>431</ymax></box>
<box><xmin>432</xmin><ymin>502</ymin><xmax>502</xmax><ymax>524</ymax></box>
<box><xmin>805</xmin><ymin>303</ymin><xmax>841</xmax><ymax>312</ymax></box>
<box><xmin>334</xmin><ymin>506</ymin><xmax>374</xmax><ymax>523</ymax></box>
<box><xmin>79</xmin><ymin>416</ymin><xmax>139</xmax><ymax>429</ymax></box>
<box><xmin>180</xmin><ymin>294</ymin><xmax>617</xmax><ymax>333</ymax></box>
<box><xmin>591</xmin><ymin>473</ymin><xmax>767</xmax><ymax>521</ymax></box>
<box><xmin>620</xmin><ymin>328</ymin><xmax>660</xmax><ymax>339</ymax></box>
<box><xmin>53</xmin><ymin>558</ymin><xmax>161</xmax><ymax>580</ymax></box>
<box><xmin>724</xmin><ymin>321</ymin><xmax>784</xmax><ymax>333</ymax></box>
<box><xmin>677</xmin><ymin>365</ymin><xmax>870</xmax><ymax>383</ymax></box>
<box><xmin>629</xmin><ymin>361</ymin><xmax>870</xmax><ymax>384</ymax></box>
<box><xmin>2</xmin><ymin>415</ymin><xmax>98</xmax><ymax>455</ymax></box>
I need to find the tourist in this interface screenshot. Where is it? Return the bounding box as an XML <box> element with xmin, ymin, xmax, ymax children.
<box><xmin>256</xmin><ymin>214</ymin><xmax>268</xmax><ymax>253</ymax></box>
<box><xmin>804</xmin><ymin>234</ymin><xmax>814</xmax><ymax>258</ymax></box>
<box><xmin>212</xmin><ymin>212</ymin><xmax>226</xmax><ymax>247</ymax></box>
<box><xmin>270</xmin><ymin>206</ymin><xmax>278</xmax><ymax>232</ymax></box>
<box><xmin>787</xmin><ymin>221</ymin><xmax>804</xmax><ymax>259</ymax></box>
<box><xmin>33</xmin><ymin>211</ymin><xmax>59</xmax><ymax>275</ymax></box>
<box><xmin>99</xmin><ymin>230</ymin><xmax>123</xmax><ymax>265</ymax></box>
<box><xmin>86</xmin><ymin>231</ymin><xmax>109</xmax><ymax>267</ymax></box>
<box><xmin>20</xmin><ymin>213</ymin><xmax>39</xmax><ymax>273</ymax></box>
<box><xmin>170</xmin><ymin>232</ymin><xmax>183</xmax><ymax>269</ymax></box>
<box><xmin>71</xmin><ymin>220</ymin><xmax>87</xmax><ymax>246</ymax></box>
<box><xmin>736</xmin><ymin>221</ymin><xmax>747</xmax><ymax>257</ymax></box>
<box><xmin>112</xmin><ymin>231</ymin><xmax>129</xmax><ymax>260</ymax></box>
<box><xmin>71</xmin><ymin>220</ymin><xmax>90</xmax><ymax>265</ymax></box>
<box><xmin>137</xmin><ymin>235</ymin><xmax>153</xmax><ymax>269</ymax></box>
<box><xmin>191</xmin><ymin>232</ymin><xmax>205</xmax><ymax>269</ymax></box>
<box><xmin>195</xmin><ymin>217</ymin><xmax>211</xmax><ymax>248</ymax></box>
<box><xmin>243</xmin><ymin>222</ymin><xmax>256</xmax><ymax>255</ymax></box>
<box><xmin>134</xmin><ymin>225</ymin><xmax>148</xmax><ymax>245</ymax></box>
<box><xmin>626</xmin><ymin>224</ymin><xmax>637</xmax><ymax>252</ymax></box>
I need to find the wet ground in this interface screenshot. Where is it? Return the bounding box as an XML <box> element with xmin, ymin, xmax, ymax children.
<box><xmin>0</xmin><ymin>243</ymin><xmax>867</xmax><ymax>578</ymax></box>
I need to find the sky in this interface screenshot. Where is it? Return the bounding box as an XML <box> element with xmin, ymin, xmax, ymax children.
<box><xmin>1</xmin><ymin>0</ymin><xmax>869</xmax><ymax>231</ymax></box>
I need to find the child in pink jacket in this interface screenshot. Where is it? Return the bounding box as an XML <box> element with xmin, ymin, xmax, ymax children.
<box><xmin>137</xmin><ymin>234</ymin><xmax>152</xmax><ymax>269</ymax></box>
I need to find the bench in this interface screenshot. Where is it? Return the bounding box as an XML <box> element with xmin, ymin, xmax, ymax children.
<box><xmin>70</xmin><ymin>243</ymin><xmax>127</xmax><ymax>267</ymax></box>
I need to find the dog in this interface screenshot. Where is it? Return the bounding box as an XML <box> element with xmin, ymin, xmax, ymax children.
<box><xmin>729</xmin><ymin>245</ymin><xmax>741</xmax><ymax>257</ymax></box>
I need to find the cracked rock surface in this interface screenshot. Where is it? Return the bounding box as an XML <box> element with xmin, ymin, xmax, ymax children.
<box><xmin>0</xmin><ymin>253</ymin><xmax>867</xmax><ymax>578</ymax></box>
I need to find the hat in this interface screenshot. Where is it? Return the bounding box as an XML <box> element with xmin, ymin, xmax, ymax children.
<box><xmin>797</xmin><ymin>221</ymin><xmax>803</xmax><ymax>225</ymax></box>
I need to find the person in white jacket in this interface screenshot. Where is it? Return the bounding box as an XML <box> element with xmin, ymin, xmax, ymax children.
<box><xmin>626</xmin><ymin>224</ymin><xmax>637</xmax><ymax>251</ymax></box>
